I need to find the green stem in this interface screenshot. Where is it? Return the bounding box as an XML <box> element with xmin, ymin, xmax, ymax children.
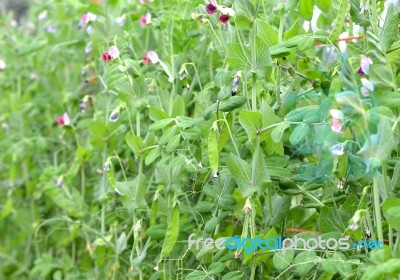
<box><xmin>393</xmin><ymin>231</ymin><xmax>400</xmax><ymax>257</ymax></box>
<box><xmin>251</xmin><ymin>4</ymin><xmax>258</xmax><ymax>111</ymax></box>
<box><xmin>278</xmin><ymin>7</ymin><xmax>284</xmax><ymax>43</ymax></box>
<box><xmin>373</xmin><ymin>175</ymin><xmax>384</xmax><ymax>242</ymax></box>
<box><xmin>369</xmin><ymin>0</ymin><xmax>379</xmax><ymax>36</ymax></box>
<box><xmin>223</xmin><ymin>114</ymin><xmax>240</xmax><ymax>156</ymax></box>
<box><xmin>276</xmin><ymin>65</ymin><xmax>281</xmax><ymax>106</ymax></box>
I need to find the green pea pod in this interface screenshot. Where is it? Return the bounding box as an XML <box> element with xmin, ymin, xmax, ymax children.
<box><xmin>160</xmin><ymin>205</ymin><xmax>180</xmax><ymax>258</ymax></box>
<box><xmin>208</xmin><ymin>126</ymin><xmax>219</xmax><ymax>175</ymax></box>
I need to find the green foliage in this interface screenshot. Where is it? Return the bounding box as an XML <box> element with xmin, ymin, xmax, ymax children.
<box><xmin>1</xmin><ymin>0</ymin><xmax>400</xmax><ymax>279</ymax></box>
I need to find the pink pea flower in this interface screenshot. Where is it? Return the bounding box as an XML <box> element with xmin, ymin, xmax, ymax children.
<box><xmin>357</xmin><ymin>56</ymin><xmax>373</xmax><ymax>76</ymax></box>
<box><xmin>102</xmin><ymin>52</ymin><xmax>112</xmax><ymax>61</ymax></box>
<box><xmin>140</xmin><ymin>0</ymin><xmax>148</xmax><ymax>4</ymax></box>
<box><xmin>81</xmin><ymin>12</ymin><xmax>97</xmax><ymax>24</ymax></box>
<box><xmin>330</xmin><ymin>109</ymin><xmax>344</xmax><ymax>133</ymax></box>
<box><xmin>206</xmin><ymin>5</ymin><xmax>217</xmax><ymax>14</ymax></box>
<box><xmin>108</xmin><ymin>46</ymin><xmax>120</xmax><ymax>59</ymax></box>
<box><xmin>101</xmin><ymin>46</ymin><xmax>119</xmax><ymax>61</ymax></box>
<box><xmin>140</xmin><ymin>12</ymin><xmax>151</xmax><ymax>25</ymax></box>
<box><xmin>219</xmin><ymin>14</ymin><xmax>230</xmax><ymax>24</ymax></box>
<box><xmin>57</xmin><ymin>113</ymin><xmax>71</xmax><ymax>126</ymax></box>
<box><xmin>205</xmin><ymin>0</ymin><xmax>235</xmax><ymax>24</ymax></box>
<box><xmin>360</xmin><ymin>78</ymin><xmax>374</xmax><ymax>96</ymax></box>
<box><xmin>143</xmin><ymin>51</ymin><xmax>159</xmax><ymax>64</ymax></box>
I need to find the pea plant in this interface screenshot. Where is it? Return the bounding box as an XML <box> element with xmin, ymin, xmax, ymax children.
<box><xmin>1</xmin><ymin>0</ymin><xmax>400</xmax><ymax>279</ymax></box>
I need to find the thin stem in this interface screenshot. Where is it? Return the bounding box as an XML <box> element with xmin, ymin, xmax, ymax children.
<box><xmin>373</xmin><ymin>175</ymin><xmax>384</xmax><ymax>242</ymax></box>
<box><xmin>393</xmin><ymin>231</ymin><xmax>400</xmax><ymax>258</ymax></box>
<box><xmin>223</xmin><ymin>114</ymin><xmax>240</xmax><ymax>156</ymax></box>
<box><xmin>278</xmin><ymin>6</ymin><xmax>284</xmax><ymax>43</ymax></box>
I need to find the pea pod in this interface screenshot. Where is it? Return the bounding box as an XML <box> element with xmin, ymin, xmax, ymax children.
<box><xmin>160</xmin><ymin>205</ymin><xmax>180</xmax><ymax>258</ymax></box>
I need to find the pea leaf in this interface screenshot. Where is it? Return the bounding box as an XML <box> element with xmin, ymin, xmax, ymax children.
<box><xmin>299</xmin><ymin>0</ymin><xmax>314</xmax><ymax>21</ymax></box>
<box><xmin>234</xmin><ymin>0</ymin><xmax>255</xmax><ymax>27</ymax></box>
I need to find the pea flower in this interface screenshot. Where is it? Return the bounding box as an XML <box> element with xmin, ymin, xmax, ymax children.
<box><xmin>330</xmin><ymin>109</ymin><xmax>344</xmax><ymax>133</ymax></box>
<box><xmin>0</xmin><ymin>59</ymin><xmax>6</xmax><ymax>71</ymax></box>
<box><xmin>101</xmin><ymin>46</ymin><xmax>119</xmax><ymax>61</ymax></box>
<box><xmin>79</xmin><ymin>12</ymin><xmax>97</xmax><ymax>27</ymax></box>
<box><xmin>44</xmin><ymin>26</ymin><xmax>57</xmax><ymax>33</ymax></box>
<box><xmin>231</xmin><ymin>71</ymin><xmax>242</xmax><ymax>96</ymax></box>
<box><xmin>357</xmin><ymin>55</ymin><xmax>373</xmax><ymax>76</ymax></box>
<box><xmin>116</xmin><ymin>15</ymin><xmax>126</xmax><ymax>26</ymax></box>
<box><xmin>57</xmin><ymin>112</ymin><xmax>71</xmax><ymax>126</ymax></box>
<box><xmin>108</xmin><ymin>46</ymin><xmax>120</xmax><ymax>59</ymax></box>
<box><xmin>56</xmin><ymin>176</ymin><xmax>63</xmax><ymax>188</ymax></box>
<box><xmin>10</xmin><ymin>20</ymin><xmax>18</xmax><ymax>28</ymax></box>
<box><xmin>102</xmin><ymin>52</ymin><xmax>112</xmax><ymax>61</ymax></box>
<box><xmin>143</xmin><ymin>51</ymin><xmax>159</xmax><ymax>64</ymax></box>
<box><xmin>140</xmin><ymin>12</ymin><xmax>151</xmax><ymax>25</ymax></box>
<box><xmin>330</xmin><ymin>143</ymin><xmax>345</xmax><ymax>155</ymax></box>
<box><xmin>360</xmin><ymin>78</ymin><xmax>374</xmax><ymax>97</ymax></box>
<box><xmin>84</xmin><ymin>42</ymin><xmax>92</xmax><ymax>54</ymax></box>
<box><xmin>205</xmin><ymin>0</ymin><xmax>235</xmax><ymax>24</ymax></box>
<box><xmin>140</xmin><ymin>0</ymin><xmax>148</xmax><ymax>3</ymax></box>
<box><xmin>206</xmin><ymin>0</ymin><xmax>218</xmax><ymax>14</ymax></box>
<box><xmin>109</xmin><ymin>107</ymin><xmax>120</xmax><ymax>122</ymax></box>
<box><xmin>38</xmin><ymin>10</ymin><xmax>47</xmax><ymax>22</ymax></box>
<box><xmin>336</xmin><ymin>178</ymin><xmax>345</xmax><ymax>189</ymax></box>
<box><xmin>1</xmin><ymin>123</ymin><xmax>9</xmax><ymax>132</ymax></box>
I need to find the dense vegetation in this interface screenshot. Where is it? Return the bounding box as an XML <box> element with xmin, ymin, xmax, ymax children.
<box><xmin>1</xmin><ymin>0</ymin><xmax>400</xmax><ymax>279</ymax></box>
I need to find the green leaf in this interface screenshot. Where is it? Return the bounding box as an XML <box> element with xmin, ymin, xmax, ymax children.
<box><xmin>161</xmin><ymin>205</ymin><xmax>180</xmax><ymax>258</ymax></box>
<box><xmin>382</xmin><ymin>197</ymin><xmax>400</xmax><ymax>230</ymax></box>
<box><xmin>255</xmin><ymin>37</ymin><xmax>273</xmax><ymax>71</ymax></box>
<box><xmin>373</xmin><ymin>92</ymin><xmax>400</xmax><ymax>109</ymax></box>
<box><xmin>203</xmin><ymin>103</ymin><xmax>218</xmax><ymax>120</ymax></box>
<box><xmin>149</xmin><ymin>118</ymin><xmax>175</xmax><ymax>131</ymax></box>
<box><xmin>219</xmin><ymin>96</ymin><xmax>247</xmax><ymax>112</ymax></box>
<box><xmin>380</xmin><ymin>5</ymin><xmax>400</xmax><ymax>52</ymax></box>
<box><xmin>227</xmin><ymin>153</ymin><xmax>254</xmax><ymax>197</ymax></box>
<box><xmin>289</xmin><ymin>124</ymin><xmax>310</xmax><ymax>145</ymax></box>
<box><xmin>335</xmin><ymin>91</ymin><xmax>364</xmax><ymax>113</ymax></box>
<box><xmin>126</xmin><ymin>134</ymin><xmax>144</xmax><ymax>158</ymax></box>
<box><xmin>226</xmin><ymin>43</ymin><xmax>250</xmax><ymax>69</ymax></box>
<box><xmin>208</xmin><ymin>262</ymin><xmax>225</xmax><ymax>275</ymax></box>
<box><xmin>299</xmin><ymin>0</ymin><xmax>314</xmax><ymax>21</ymax></box>
<box><xmin>239</xmin><ymin>110</ymin><xmax>263</xmax><ymax>141</ymax></box>
<box><xmin>208</xmin><ymin>127</ymin><xmax>219</xmax><ymax>174</ymax></box>
<box><xmin>319</xmin><ymin>206</ymin><xmax>346</xmax><ymax>233</ymax></box>
<box><xmin>217</xmin><ymin>86</ymin><xmax>232</xmax><ymax>101</ymax></box>
<box><xmin>147</xmin><ymin>224</ymin><xmax>167</xmax><ymax>239</ymax></box>
<box><xmin>369</xmin><ymin>64</ymin><xmax>395</xmax><ymax>91</ymax></box>
<box><xmin>294</xmin><ymin>251</ymin><xmax>319</xmax><ymax>276</ymax></box>
<box><xmin>265</xmin><ymin>194</ymin><xmax>291</xmax><ymax>226</ymax></box>
<box><xmin>234</xmin><ymin>0</ymin><xmax>255</xmax><ymax>27</ymax></box>
<box><xmin>221</xmin><ymin>271</ymin><xmax>244</xmax><ymax>280</ymax></box>
<box><xmin>258</xmin><ymin>21</ymin><xmax>279</xmax><ymax>47</ymax></box>
<box><xmin>315</xmin><ymin>0</ymin><xmax>331</xmax><ymax>12</ymax></box>
<box><xmin>185</xmin><ymin>270</ymin><xmax>207</xmax><ymax>280</ymax></box>
<box><xmin>284</xmin><ymin>19</ymin><xmax>300</xmax><ymax>40</ymax></box>
<box><xmin>273</xmin><ymin>250</ymin><xmax>295</xmax><ymax>270</ymax></box>
<box><xmin>329</xmin><ymin>0</ymin><xmax>348</xmax><ymax>41</ymax></box>
<box><xmin>271</xmin><ymin>121</ymin><xmax>290</xmax><ymax>143</ymax></box>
